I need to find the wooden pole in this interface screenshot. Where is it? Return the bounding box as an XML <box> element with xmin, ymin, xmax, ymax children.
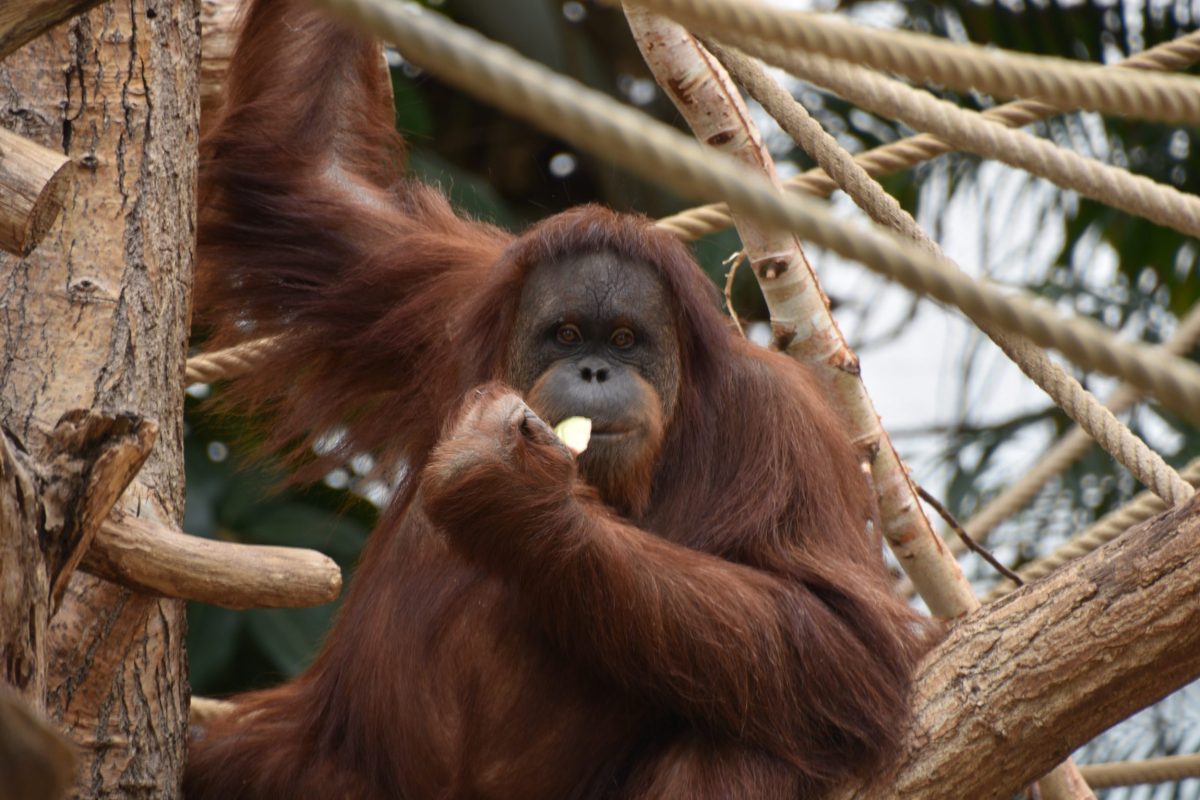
<box><xmin>0</xmin><ymin>1</ymin><xmax>200</xmax><ymax>794</ymax></box>
<box><xmin>0</xmin><ymin>432</ymin><xmax>47</xmax><ymax>709</ymax></box>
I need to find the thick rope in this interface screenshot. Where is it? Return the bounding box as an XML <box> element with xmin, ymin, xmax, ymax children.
<box><xmin>189</xmin><ymin>696</ymin><xmax>236</xmax><ymax>724</ymax></box>
<box><xmin>961</xmin><ymin>304</ymin><xmax>1200</xmax><ymax>549</ymax></box>
<box><xmin>984</xmin><ymin>457</ymin><xmax>1200</xmax><ymax>601</ymax></box>
<box><xmin>656</xmin><ymin>31</ymin><xmax>1200</xmax><ymax>241</ymax></box>
<box><xmin>709</xmin><ymin>42</ymin><xmax>1194</xmax><ymax>510</ymax></box>
<box><xmin>1078</xmin><ymin>753</ymin><xmax>1200</xmax><ymax>789</ymax></box>
<box><xmin>621</xmin><ymin>0</ymin><xmax>1200</xmax><ymax>125</ymax></box>
<box><xmin>201</xmin><ymin>0</ymin><xmax>1200</xmax><ymax>425</ymax></box>
<box><xmin>727</xmin><ymin>43</ymin><xmax>1200</xmax><ymax>239</ymax></box>
<box><xmin>185</xmin><ymin>336</ymin><xmax>280</xmax><ymax>385</ymax></box>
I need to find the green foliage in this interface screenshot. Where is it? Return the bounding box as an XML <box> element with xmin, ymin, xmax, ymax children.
<box><xmin>184</xmin><ymin>395</ymin><xmax>374</xmax><ymax>695</ymax></box>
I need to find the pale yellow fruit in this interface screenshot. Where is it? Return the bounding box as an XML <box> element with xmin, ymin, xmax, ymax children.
<box><xmin>553</xmin><ymin>416</ymin><xmax>592</xmax><ymax>455</ymax></box>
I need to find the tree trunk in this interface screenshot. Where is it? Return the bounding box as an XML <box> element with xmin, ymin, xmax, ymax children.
<box><xmin>0</xmin><ymin>0</ymin><xmax>199</xmax><ymax>796</ymax></box>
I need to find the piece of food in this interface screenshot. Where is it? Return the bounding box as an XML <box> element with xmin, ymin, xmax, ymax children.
<box><xmin>553</xmin><ymin>416</ymin><xmax>592</xmax><ymax>455</ymax></box>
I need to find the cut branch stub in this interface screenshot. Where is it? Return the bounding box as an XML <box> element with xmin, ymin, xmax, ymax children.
<box><xmin>83</xmin><ymin>512</ymin><xmax>344</xmax><ymax>610</ymax></box>
<box><xmin>39</xmin><ymin>411</ymin><xmax>157</xmax><ymax>607</ymax></box>
<box><xmin>0</xmin><ymin>0</ymin><xmax>106</xmax><ymax>61</ymax></box>
<box><xmin>0</xmin><ymin>127</ymin><xmax>73</xmax><ymax>256</ymax></box>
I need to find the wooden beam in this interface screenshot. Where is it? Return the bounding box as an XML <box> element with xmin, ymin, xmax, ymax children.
<box><xmin>0</xmin><ymin>0</ymin><xmax>105</xmax><ymax>62</ymax></box>
<box><xmin>83</xmin><ymin>511</ymin><xmax>344</xmax><ymax>610</ymax></box>
<box><xmin>0</xmin><ymin>127</ymin><xmax>72</xmax><ymax>256</ymax></box>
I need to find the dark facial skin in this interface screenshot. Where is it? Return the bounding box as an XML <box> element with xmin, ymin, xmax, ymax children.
<box><xmin>505</xmin><ymin>252</ymin><xmax>681</xmax><ymax>514</ymax></box>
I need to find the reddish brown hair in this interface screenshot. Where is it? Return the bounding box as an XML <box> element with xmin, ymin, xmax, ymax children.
<box><xmin>186</xmin><ymin>1</ymin><xmax>934</xmax><ymax>797</ymax></box>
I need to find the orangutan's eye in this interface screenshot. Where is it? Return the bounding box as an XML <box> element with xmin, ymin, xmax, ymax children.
<box><xmin>610</xmin><ymin>328</ymin><xmax>635</xmax><ymax>350</ymax></box>
<box><xmin>557</xmin><ymin>324</ymin><xmax>582</xmax><ymax>346</ymax></box>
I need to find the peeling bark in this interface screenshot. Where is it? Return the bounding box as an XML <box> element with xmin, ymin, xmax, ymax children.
<box><xmin>39</xmin><ymin>411</ymin><xmax>157</xmax><ymax>607</ymax></box>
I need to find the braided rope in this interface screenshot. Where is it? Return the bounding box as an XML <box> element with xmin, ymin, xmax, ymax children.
<box><xmin>185</xmin><ymin>336</ymin><xmax>281</xmax><ymax>385</ymax></box>
<box><xmin>1004</xmin><ymin>348</ymin><xmax>1194</xmax><ymax>504</ymax></box>
<box><xmin>732</xmin><ymin>43</ymin><xmax>1200</xmax><ymax>239</ymax></box>
<box><xmin>961</xmin><ymin>304</ymin><xmax>1200</xmax><ymax>549</ymax></box>
<box><xmin>984</xmin><ymin>457</ymin><xmax>1200</xmax><ymax>601</ymax></box>
<box><xmin>710</xmin><ymin>42</ymin><xmax>1193</xmax><ymax>513</ymax></box>
<box><xmin>1078</xmin><ymin>753</ymin><xmax>1200</xmax><ymax>789</ymax></box>
<box><xmin>201</xmin><ymin>0</ymin><xmax>1200</xmax><ymax>426</ymax></box>
<box><xmin>622</xmin><ymin>0</ymin><xmax>1200</xmax><ymax>125</ymax></box>
<box><xmin>656</xmin><ymin>31</ymin><xmax>1200</xmax><ymax>241</ymax></box>
<box><xmin>189</xmin><ymin>696</ymin><xmax>236</xmax><ymax>724</ymax></box>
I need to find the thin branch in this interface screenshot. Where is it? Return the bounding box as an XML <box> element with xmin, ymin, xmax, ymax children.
<box><xmin>722</xmin><ymin>249</ymin><xmax>747</xmax><ymax>338</ymax></box>
<box><xmin>917</xmin><ymin>484</ymin><xmax>1023</xmax><ymax>586</ymax></box>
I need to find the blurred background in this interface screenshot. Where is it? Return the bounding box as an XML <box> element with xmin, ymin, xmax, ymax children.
<box><xmin>185</xmin><ymin>1</ymin><xmax>1200</xmax><ymax>796</ymax></box>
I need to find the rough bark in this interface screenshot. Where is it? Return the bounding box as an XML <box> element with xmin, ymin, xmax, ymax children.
<box><xmin>38</xmin><ymin>412</ymin><xmax>158</xmax><ymax>608</ymax></box>
<box><xmin>1</xmin><ymin>409</ymin><xmax>155</xmax><ymax>731</ymax></box>
<box><xmin>836</xmin><ymin>494</ymin><xmax>1200</xmax><ymax>800</ymax></box>
<box><xmin>0</xmin><ymin>431</ymin><xmax>47</xmax><ymax>708</ymax></box>
<box><xmin>0</xmin><ymin>0</ymin><xmax>199</xmax><ymax>796</ymax></box>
